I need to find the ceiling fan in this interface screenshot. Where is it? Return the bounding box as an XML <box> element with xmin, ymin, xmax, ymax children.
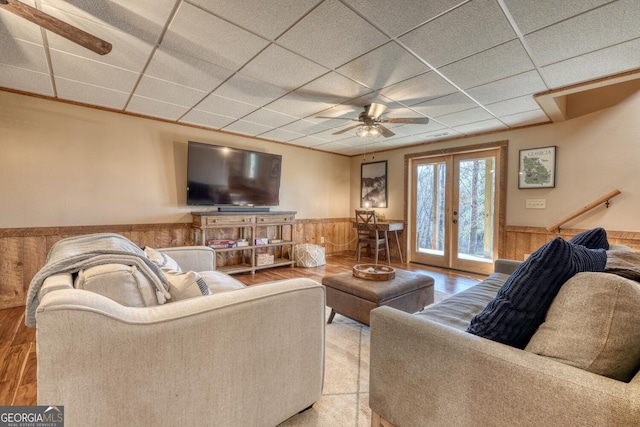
<box><xmin>317</xmin><ymin>102</ymin><xmax>430</xmax><ymax>139</ymax></box>
<box><xmin>0</xmin><ymin>0</ymin><xmax>112</xmax><ymax>55</ymax></box>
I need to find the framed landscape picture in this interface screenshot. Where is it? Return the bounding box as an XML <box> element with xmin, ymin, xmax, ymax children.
<box><xmin>518</xmin><ymin>146</ymin><xmax>556</xmax><ymax>189</ymax></box>
<box><xmin>361</xmin><ymin>161</ymin><xmax>387</xmax><ymax>208</ymax></box>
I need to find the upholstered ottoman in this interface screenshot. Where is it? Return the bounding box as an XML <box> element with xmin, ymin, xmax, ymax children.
<box><xmin>322</xmin><ymin>269</ymin><xmax>434</xmax><ymax>326</ymax></box>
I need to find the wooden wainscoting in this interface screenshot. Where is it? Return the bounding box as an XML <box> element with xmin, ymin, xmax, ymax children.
<box><xmin>503</xmin><ymin>225</ymin><xmax>640</xmax><ymax>261</ymax></box>
<box><xmin>0</xmin><ymin>217</ymin><xmax>360</xmax><ymax>309</ymax></box>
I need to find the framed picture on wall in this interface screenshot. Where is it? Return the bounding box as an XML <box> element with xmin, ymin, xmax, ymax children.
<box><xmin>361</xmin><ymin>161</ymin><xmax>388</xmax><ymax>208</ymax></box>
<box><xmin>518</xmin><ymin>146</ymin><xmax>557</xmax><ymax>189</ymax></box>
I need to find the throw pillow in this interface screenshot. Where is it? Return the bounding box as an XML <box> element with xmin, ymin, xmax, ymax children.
<box><xmin>75</xmin><ymin>263</ymin><xmax>160</xmax><ymax>307</ymax></box>
<box><xmin>568</xmin><ymin>227</ymin><xmax>609</xmax><ymax>250</ymax></box>
<box><xmin>467</xmin><ymin>237</ymin><xmax>607</xmax><ymax>348</ymax></box>
<box><xmin>526</xmin><ymin>272</ymin><xmax>640</xmax><ymax>382</ymax></box>
<box><xmin>144</xmin><ymin>247</ymin><xmax>182</xmax><ymax>272</ymax></box>
<box><xmin>163</xmin><ymin>269</ymin><xmax>212</xmax><ymax>301</ymax></box>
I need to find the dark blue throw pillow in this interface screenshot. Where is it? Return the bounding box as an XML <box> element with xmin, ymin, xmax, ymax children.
<box><xmin>467</xmin><ymin>237</ymin><xmax>607</xmax><ymax>348</ymax></box>
<box><xmin>568</xmin><ymin>227</ymin><xmax>609</xmax><ymax>250</ymax></box>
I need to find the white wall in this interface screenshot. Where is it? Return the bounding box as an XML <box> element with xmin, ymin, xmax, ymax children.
<box><xmin>0</xmin><ymin>91</ymin><xmax>351</xmax><ymax>227</ymax></box>
<box><xmin>350</xmin><ymin>89</ymin><xmax>640</xmax><ymax>232</ymax></box>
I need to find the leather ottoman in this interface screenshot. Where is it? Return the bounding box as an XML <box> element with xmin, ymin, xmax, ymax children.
<box><xmin>322</xmin><ymin>269</ymin><xmax>434</xmax><ymax>326</ymax></box>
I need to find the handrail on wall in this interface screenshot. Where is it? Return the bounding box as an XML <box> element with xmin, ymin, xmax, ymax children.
<box><xmin>546</xmin><ymin>189</ymin><xmax>622</xmax><ymax>232</ymax></box>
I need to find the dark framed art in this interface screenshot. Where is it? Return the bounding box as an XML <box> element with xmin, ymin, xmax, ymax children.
<box><xmin>361</xmin><ymin>160</ymin><xmax>388</xmax><ymax>208</ymax></box>
<box><xmin>518</xmin><ymin>146</ymin><xmax>556</xmax><ymax>189</ymax></box>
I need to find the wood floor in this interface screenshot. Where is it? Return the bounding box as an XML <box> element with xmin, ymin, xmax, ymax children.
<box><xmin>0</xmin><ymin>253</ymin><xmax>485</xmax><ymax>407</ymax></box>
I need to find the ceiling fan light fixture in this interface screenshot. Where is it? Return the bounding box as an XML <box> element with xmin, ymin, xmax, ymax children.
<box><xmin>357</xmin><ymin>124</ymin><xmax>381</xmax><ymax>140</ymax></box>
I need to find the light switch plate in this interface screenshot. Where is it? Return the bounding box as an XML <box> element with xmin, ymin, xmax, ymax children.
<box><xmin>525</xmin><ymin>199</ymin><xmax>546</xmax><ymax>209</ymax></box>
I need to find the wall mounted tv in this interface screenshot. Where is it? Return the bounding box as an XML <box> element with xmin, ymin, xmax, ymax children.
<box><xmin>186</xmin><ymin>141</ymin><xmax>282</xmax><ymax>207</ymax></box>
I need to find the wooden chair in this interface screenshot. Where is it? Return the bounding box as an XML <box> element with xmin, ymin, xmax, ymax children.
<box><xmin>355</xmin><ymin>209</ymin><xmax>390</xmax><ymax>265</ymax></box>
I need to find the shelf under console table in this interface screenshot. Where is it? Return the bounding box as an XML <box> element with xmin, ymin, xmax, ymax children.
<box><xmin>191</xmin><ymin>211</ymin><xmax>297</xmax><ymax>275</ymax></box>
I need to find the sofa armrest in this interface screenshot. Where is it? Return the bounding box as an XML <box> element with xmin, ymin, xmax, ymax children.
<box><xmin>157</xmin><ymin>245</ymin><xmax>215</xmax><ymax>271</ymax></box>
<box><xmin>494</xmin><ymin>258</ymin><xmax>522</xmax><ymax>275</ymax></box>
<box><xmin>36</xmin><ymin>278</ymin><xmax>325</xmax><ymax>427</ymax></box>
<box><xmin>370</xmin><ymin>306</ymin><xmax>640</xmax><ymax>427</ymax></box>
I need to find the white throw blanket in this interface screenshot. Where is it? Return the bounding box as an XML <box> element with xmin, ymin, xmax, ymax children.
<box><xmin>25</xmin><ymin>233</ymin><xmax>171</xmax><ymax>327</ymax></box>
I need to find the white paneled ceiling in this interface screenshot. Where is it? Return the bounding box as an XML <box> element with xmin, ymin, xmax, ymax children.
<box><xmin>1</xmin><ymin>0</ymin><xmax>639</xmax><ymax>155</ymax></box>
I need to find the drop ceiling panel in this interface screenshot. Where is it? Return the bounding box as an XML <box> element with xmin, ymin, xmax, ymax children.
<box><xmin>241</xmin><ymin>108</ymin><xmax>298</xmax><ymax>128</ymax></box>
<box><xmin>0</xmin><ymin>38</ymin><xmax>48</xmax><ymax>72</ymax></box>
<box><xmin>500</xmin><ymin>109</ymin><xmax>550</xmax><ymax>127</ymax></box>
<box><xmin>55</xmin><ymin>77</ymin><xmax>129</xmax><ymax>109</ymax></box>
<box><xmin>223</xmin><ymin>119</ymin><xmax>274</xmax><ymax>136</ymax></box>
<box><xmin>485</xmin><ymin>95</ymin><xmax>541</xmax><ymax>117</ymax></box>
<box><xmin>465</xmin><ymin>70</ymin><xmax>548</xmax><ymax>105</ymax></box>
<box><xmin>524</xmin><ymin>0</ymin><xmax>640</xmax><ymax>66</ymax></box>
<box><xmin>179</xmin><ymin>109</ymin><xmax>236</xmax><ymax>129</ymax></box>
<box><xmin>277</xmin><ymin>0</ymin><xmax>388</xmax><ymax>69</ymax></box>
<box><xmin>438</xmin><ymin>40</ymin><xmax>534</xmax><ymax>90</ymax></box>
<box><xmin>541</xmin><ymin>38</ymin><xmax>640</xmax><ymax>89</ymax></box>
<box><xmin>126</xmin><ymin>96</ymin><xmax>190</xmax><ymax>120</ymax></box>
<box><xmin>195</xmin><ymin>93</ymin><xmax>258</xmax><ymax>118</ymax></box>
<box><xmin>279</xmin><ymin>119</ymin><xmax>331</xmax><ymax>135</ymax></box>
<box><xmin>259</xmin><ymin>128</ymin><xmax>305</xmax><ymax>142</ymax></box>
<box><xmin>0</xmin><ymin>63</ymin><xmax>52</xmax><ymax>96</ymax></box>
<box><xmin>265</xmin><ymin>93</ymin><xmax>332</xmax><ymax>119</ymax></box>
<box><xmin>343</xmin><ymin>0</ymin><xmax>466</xmax><ymax>37</ymax></box>
<box><xmin>295</xmin><ymin>72</ymin><xmax>372</xmax><ymax>105</ymax></box>
<box><xmin>41</xmin><ymin>0</ymin><xmax>178</xmax><ymax>44</ymax></box>
<box><xmin>49</xmin><ymin>50</ymin><xmax>140</xmax><ymax>93</ymax></box>
<box><xmin>399</xmin><ymin>0</ymin><xmax>516</xmax><ymax>68</ymax></box>
<box><xmin>411</xmin><ymin>92</ymin><xmax>477</xmax><ymax>118</ymax></box>
<box><xmin>0</xmin><ymin>1</ymin><xmax>42</xmax><ymax>44</ymax></box>
<box><xmin>145</xmin><ymin>47</ymin><xmax>234</xmax><ymax>92</ymax></box>
<box><xmin>239</xmin><ymin>44</ymin><xmax>329</xmax><ymax>91</ymax></box>
<box><xmin>134</xmin><ymin>75</ymin><xmax>208</xmax><ymax>107</ymax></box>
<box><xmin>162</xmin><ymin>2</ymin><xmax>269</xmax><ymax>71</ymax></box>
<box><xmin>436</xmin><ymin>107</ymin><xmax>496</xmax><ymax>127</ymax></box>
<box><xmin>453</xmin><ymin>118</ymin><xmax>507</xmax><ymax>134</ymax></box>
<box><xmin>503</xmin><ymin>0</ymin><xmax>611</xmax><ymax>35</ymax></box>
<box><xmin>337</xmin><ymin>42</ymin><xmax>428</xmax><ymax>90</ymax></box>
<box><xmin>189</xmin><ymin>0</ymin><xmax>321</xmax><ymax>40</ymax></box>
<box><xmin>213</xmin><ymin>74</ymin><xmax>288</xmax><ymax>108</ymax></box>
<box><xmin>42</xmin><ymin>6</ymin><xmax>155</xmax><ymax>73</ymax></box>
<box><xmin>378</xmin><ymin>72</ymin><xmax>457</xmax><ymax>106</ymax></box>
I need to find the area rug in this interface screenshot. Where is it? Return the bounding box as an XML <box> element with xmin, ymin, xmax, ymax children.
<box><xmin>279</xmin><ymin>290</ymin><xmax>451</xmax><ymax>426</ymax></box>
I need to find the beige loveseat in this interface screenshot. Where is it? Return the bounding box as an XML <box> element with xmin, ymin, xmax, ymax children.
<box><xmin>30</xmin><ymin>235</ymin><xmax>325</xmax><ymax>427</ymax></box>
<box><xmin>370</xmin><ymin>253</ymin><xmax>640</xmax><ymax>427</ymax></box>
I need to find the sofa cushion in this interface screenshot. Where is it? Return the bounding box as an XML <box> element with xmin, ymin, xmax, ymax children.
<box><xmin>163</xmin><ymin>269</ymin><xmax>212</xmax><ymax>301</ymax></box>
<box><xmin>75</xmin><ymin>263</ymin><xmax>160</xmax><ymax>307</ymax></box>
<box><xmin>144</xmin><ymin>246</ymin><xmax>182</xmax><ymax>272</ymax></box>
<box><xmin>467</xmin><ymin>238</ymin><xmax>607</xmax><ymax>348</ymax></box>
<box><xmin>568</xmin><ymin>227</ymin><xmax>609</xmax><ymax>250</ymax></box>
<box><xmin>525</xmin><ymin>272</ymin><xmax>640</xmax><ymax>382</ymax></box>
<box><xmin>198</xmin><ymin>270</ymin><xmax>246</xmax><ymax>294</ymax></box>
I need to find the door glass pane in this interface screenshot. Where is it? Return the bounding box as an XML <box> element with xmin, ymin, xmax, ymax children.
<box><xmin>415</xmin><ymin>162</ymin><xmax>446</xmax><ymax>255</ymax></box>
<box><xmin>457</xmin><ymin>157</ymin><xmax>495</xmax><ymax>262</ymax></box>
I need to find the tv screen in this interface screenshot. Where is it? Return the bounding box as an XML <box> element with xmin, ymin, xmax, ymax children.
<box><xmin>186</xmin><ymin>142</ymin><xmax>282</xmax><ymax>206</ymax></box>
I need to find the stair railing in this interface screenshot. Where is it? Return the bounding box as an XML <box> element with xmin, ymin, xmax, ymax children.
<box><xmin>546</xmin><ymin>189</ymin><xmax>622</xmax><ymax>232</ymax></box>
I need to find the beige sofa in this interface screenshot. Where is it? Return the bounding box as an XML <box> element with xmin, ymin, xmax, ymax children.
<box><xmin>370</xmin><ymin>257</ymin><xmax>640</xmax><ymax>427</ymax></box>
<box><xmin>33</xmin><ymin>242</ymin><xmax>325</xmax><ymax>427</ymax></box>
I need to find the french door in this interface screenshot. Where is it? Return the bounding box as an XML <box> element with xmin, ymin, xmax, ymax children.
<box><xmin>410</xmin><ymin>149</ymin><xmax>500</xmax><ymax>275</ymax></box>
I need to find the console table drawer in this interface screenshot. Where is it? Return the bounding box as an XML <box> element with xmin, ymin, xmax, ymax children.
<box><xmin>256</xmin><ymin>215</ymin><xmax>294</xmax><ymax>224</ymax></box>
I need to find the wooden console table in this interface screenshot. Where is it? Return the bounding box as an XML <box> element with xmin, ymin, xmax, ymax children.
<box><xmin>353</xmin><ymin>220</ymin><xmax>405</xmax><ymax>263</ymax></box>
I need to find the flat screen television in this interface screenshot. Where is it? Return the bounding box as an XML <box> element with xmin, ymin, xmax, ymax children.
<box><xmin>186</xmin><ymin>141</ymin><xmax>282</xmax><ymax>207</ymax></box>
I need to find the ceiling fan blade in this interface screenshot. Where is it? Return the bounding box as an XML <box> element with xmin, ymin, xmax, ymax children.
<box><xmin>365</xmin><ymin>103</ymin><xmax>387</xmax><ymax>119</ymax></box>
<box><xmin>0</xmin><ymin>0</ymin><xmax>112</xmax><ymax>55</ymax></box>
<box><xmin>380</xmin><ymin>117</ymin><xmax>430</xmax><ymax>124</ymax></box>
<box><xmin>315</xmin><ymin>116</ymin><xmax>358</xmax><ymax>121</ymax></box>
<box><xmin>333</xmin><ymin>124</ymin><xmax>362</xmax><ymax>135</ymax></box>
<box><xmin>377</xmin><ymin>124</ymin><xmax>395</xmax><ymax>138</ymax></box>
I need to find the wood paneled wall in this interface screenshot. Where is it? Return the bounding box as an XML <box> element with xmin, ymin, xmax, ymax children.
<box><xmin>0</xmin><ymin>218</ymin><xmax>363</xmax><ymax>309</ymax></box>
<box><xmin>503</xmin><ymin>226</ymin><xmax>640</xmax><ymax>261</ymax></box>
